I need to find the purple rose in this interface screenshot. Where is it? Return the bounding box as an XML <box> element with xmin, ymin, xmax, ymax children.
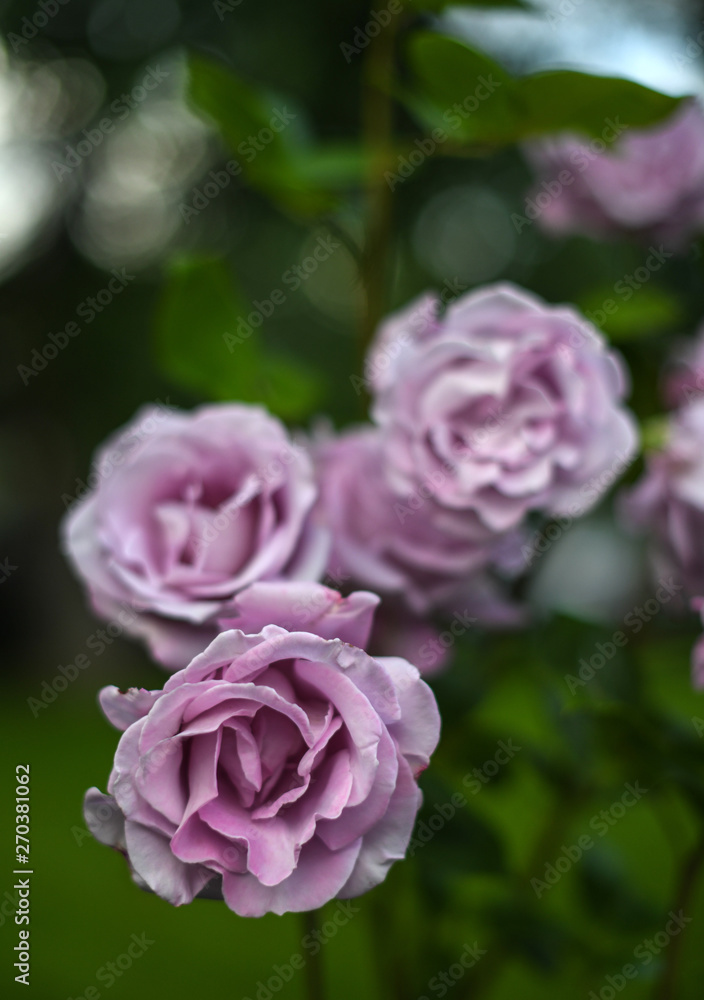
<box><xmin>369</xmin><ymin>283</ymin><xmax>638</xmax><ymax>533</ymax></box>
<box><xmin>622</xmin><ymin>399</ymin><xmax>704</xmax><ymax>597</ymax></box>
<box><xmin>525</xmin><ymin>101</ymin><xmax>704</xmax><ymax>251</ymax></box>
<box><xmin>61</xmin><ymin>403</ymin><xmax>327</xmax><ymax>669</ymax></box>
<box><xmin>691</xmin><ymin>601</ymin><xmax>704</xmax><ymax>689</ymax></box>
<box><xmin>83</xmin><ymin>584</ymin><xmax>441</xmax><ymax>916</ymax></box>
<box><xmin>315</xmin><ymin>426</ymin><xmax>511</xmax><ymax>613</ymax></box>
<box><xmin>662</xmin><ymin>324</ymin><xmax>704</xmax><ymax>409</ymax></box>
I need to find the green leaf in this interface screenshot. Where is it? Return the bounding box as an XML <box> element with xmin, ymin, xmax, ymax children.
<box><xmin>188</xmin><ymin>55</ymin><xmax>292</xmax><ymax>165</ymax></box>
<box><xmin>406</xmin><ymin>31</ymin><xmax>682</xmax><ymax>149</ymax></box>
<box><xmin>187</xmin><ymin>55</ymin><xmax>365</xmax><ymax>215</ymax></box>
<box><xmin>406</xmin><ymin>32</ymin><xmax>516</xmax><ymax>143</ymax></box>
<box><xmin>514</xmin><ymin>70</ymin><xmax>682</xmax><ymax>139</ymax></box>
<box><xmin>412</xmin><ymin>0</ymin><xmax>527</xmax><ymax>8</ymax></box>
<box><xmin>154</xmin><ymin>256</ymin><xmax>321</xmax><ymax>420</ymax></box>
<box><xmin>578</xmin><ymin>285</ymin><xmax>684</xmax><ymax>340</ymax></box>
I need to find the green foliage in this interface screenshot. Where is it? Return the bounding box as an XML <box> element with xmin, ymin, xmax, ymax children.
<box><xmin>406</xmin><ymin>32</ymin><xmax>682</xmax><ymax>146</ymax></box>
<box><xmin>154</xmin><ymin>256</ymin><xmax>321</xmax><ymax>420</ymax></box>
<box><xmin>188</xmin><ymin>55</ymin><xmax>368</xmax><ymax>215</ymax></box>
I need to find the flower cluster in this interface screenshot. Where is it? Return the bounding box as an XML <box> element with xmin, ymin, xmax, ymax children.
<box><xmin>64</xmin><ymin>282</ymin><xmax>638</xmax><ymax>915</ymax></box>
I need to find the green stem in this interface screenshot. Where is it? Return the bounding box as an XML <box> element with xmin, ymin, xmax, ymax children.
<box><xmin>464</xmin><ymin>783</ymin><xmax>586</xmax><ymax>1000</ymax></box>
<box><xmin>303</xmin><ymin>909</ymin><xmax>325</xmax><ymax>1000</ymax></box>
<box><xmin>359</xmin><ymin>9</ymin><xmax>399</xmax><ymax>364</ymax></box>
<box><xmin>653</xmin><ymin>832</ymin><xmax>704</xmax><ymax>1000</ymax></box>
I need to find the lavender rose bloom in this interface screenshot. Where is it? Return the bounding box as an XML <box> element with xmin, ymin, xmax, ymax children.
<box><xmin>691</xmin><ymin>601</ymin><xmax>704</xmax><ymax>689</ymax></box>
<box><xmin>525</xmin><ymin>101</ymin><xmax>704</xmax><ymax>251</ymax></box>
<box><xmin>622</xmin><ymin>399</ymin><xmax>704</xmax><ymax>597</ymax></box>
<box><xmin>83</xmin><ymin>583</ymin><xmax>441</xmax><ymax>916</ymax></box>
<box><xmin>61</xmin><ymin>404</ymin><xmax>327</xmax><ymax>670</ymax></box>
<box><xmin>369</xmin><ymin>284</ymin><xmax>638</xmax><ymax>533</ymax></box>
<box><xmin>315</xmin><ymin>426</ymin><xmax>512</xmax><ymax>613</ymax></box>
<box><xmin>662</xmin><ymin>324</ymin><xmax>704</xmax><ymax>409</ymax></box>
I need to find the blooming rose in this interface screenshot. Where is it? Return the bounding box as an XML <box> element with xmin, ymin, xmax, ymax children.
<box><xmin>315</xmin><ymin>426</ymin><xmax>514</xmax><ymax>613</ymax></box>
<box><xmin>622</xmin><ymin>399</ymin><xmax>704</xmax><ymax>597</ymax></box>
<box><xmin>369</xmin><ymin>283</ymin><xmax>638</xmax><ymax>533</ymax></box>
<box><xmin>61</xmin><ymin>403</ymin><xmax>327</xmax><ymax>669</ymax></box>
<box><xmin>662</xmin><ymin>325</ymin><xmax>704</xmax><ymax>409</ymax></box>
<box><xmin>690</xmin><ymin>602</ymin><xmax>704</xmax><ymax>689</ymax></box>
<box><xmin>83</xmin><ymin>584</ymin><xmax>441</xmax><ymax>916</ymax></box>
<box><xmin>524</xmin><ymin>101</ymin><xmax>704</xmax><ymax>251</ymax></box>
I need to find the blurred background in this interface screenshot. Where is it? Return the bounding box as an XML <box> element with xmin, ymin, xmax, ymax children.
<box><xmin>2</xmin><ymin>0</ymin><xmax>704</xmax><ymax>997</ymax></box>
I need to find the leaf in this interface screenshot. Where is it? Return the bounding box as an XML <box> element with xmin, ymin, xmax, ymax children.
<box><xmin>187</xmin><ymin>55</ymin><xmax>365</xmax><ymax>214</ymax></box>
<box><xmin>154</xmin><ymin>256</ymin><xmax>321</xmax><ymax>420</ymax></box>
<box><xmin>406</xmin><ymin>31</ymin><xmax>683</xmax><ymax>148</ymax></box>
<box><xmin>406</xmin><ymin>33</ymin><xmax>516</xmax><ymax>143</ymax></box>
<box><xmin>188</xmin><ymin>54</ymin><xmax>292</xmax><ymax>165</ymax></box>
<box><xmin>514</xmin><ymin>70</ymin><xmax>682</xmax><ymax>139</ymax></box>
<box><xmin>577</xmin><ymin>285</ymin><xmax>683</xmax><ymax>340</ymax></box>
<box><xmin>413</xmin><ymin>0</ymin><xmax>528</xmax><ymax>8</ymax></box>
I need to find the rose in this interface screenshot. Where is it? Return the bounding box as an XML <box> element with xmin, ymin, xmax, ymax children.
<box><xmin>691</xmin><ymin>603</ymin><xmax>704</xmax><ymax>690</ymax></box>
<box><xmin>369</xmin><ymin>283</ymin><xmax>638</xmax><ymax>533</ymax></box>
<box><xmin>315</xmin><ymin>426</ymin><xmax>513</xmax><ymax>613</ymax></box>
<box><xmin>662</xmin><ymin>323</ymin><xmax>704</xmax><ymax>409</ymax></box>
<box><xmin>61</xmin><ymin>403</ymin><xmax>328</xmax><ymax>669</ymax></box>
<box><xmin>524</xmin><ymin>101</ymin><xmax>704</xmax><ymax>251</ymax></box>
<box><xmin>83</xmin><ymin>583</ymin><xmax>441</xmax><ymax>916</ymax></box>
<box><xmin>622</xmin><ymin>399</ymin><xmax>704</xmax><ymax>597</ymax></box>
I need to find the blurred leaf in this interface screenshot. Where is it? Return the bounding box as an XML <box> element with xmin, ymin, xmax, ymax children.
<box><xmin>406</xmin><ymin>32</ymin><xmax>682</xmax><ymax>148</ymax></box>
<box><xmin>515</xmin><ymin>71</ymin><xmax>681</xmax><ymax>138</ymax></box>
<box><xmin>578</xmin><ymin>848</ymin><xmax>660</xmax><ymax>932</ymax></box>
<box><xmin>154</xmin><ymin>256</ymin><xmax>321</xmax><ymax>420</ymax></box>
<box><xmin>640</xmin><ymin>415</ymin><xmax>670</xmax><ymax>451</ymax></box>
<box><xmin>484</xmin><ymin>899</ymin><xmax>579</xmax><ymax>971</ymax></box>
<box><xmin>578</xmin><ymin>285</ymin><xmax>684</xmax><ymax>340</ymax></box>
<box><xmin>413</xmin><ymin>0</ymin><xmax>527</xmax><ymax>8</ymax></box>
<box><xmin>406</xmin><ymin>33</ymin><xmax>516</xmax><ymax>143</ymax></box>
<box><xmin>187</xmin><ymin>55</ymin><xmax>365</xmax><ymax>214</ymax></box>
